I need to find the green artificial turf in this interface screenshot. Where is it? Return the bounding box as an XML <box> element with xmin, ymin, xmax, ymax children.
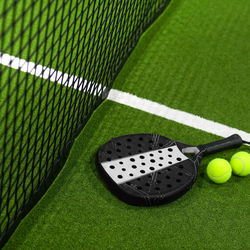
<box><xmin>2</xmin><ymin>0</ymin><xmax>250</xmax><ymax>249</ymax></box>
<box><xmin>4</xmin><ymin>101</ymin><xmax>250</xmax><ymax>250</ymax></box>
<box><xmin>113</xmin><ymin>0</ymin><xmax>250</xmax><ymax>132</ymax></box>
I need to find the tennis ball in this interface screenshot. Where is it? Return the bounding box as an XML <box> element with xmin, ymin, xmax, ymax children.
<box><xmin>230</xmin><ymin>151</ymin><xmax>250</xmax><ymax>176</ymax></box>
<box><xmin>207</xmin><ymin>158</ymin><xmax>232</xmax><ymax>184</ymax></box>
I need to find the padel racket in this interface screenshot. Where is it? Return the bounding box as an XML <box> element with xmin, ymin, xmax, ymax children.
<box><xmin>96</xmin><ymin>134</ymin><xmax>243</xmax><ymax>206</ymax></box>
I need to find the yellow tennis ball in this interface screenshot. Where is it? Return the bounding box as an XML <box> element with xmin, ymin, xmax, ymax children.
<box><xmin>230</xmin><ymin>151</ymin><xmax>250</xmax><ymax>176</ymax></box>
<box><xmin>207</xmin><ymin>158</ymin><xmax>232</xmax><ymax>184</ymax></box>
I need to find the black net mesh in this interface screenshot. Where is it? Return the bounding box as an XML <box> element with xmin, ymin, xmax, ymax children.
<box><xmin>0</xmin><ymin>0</ymin><xmax>170</xmax><ymax>245</ymax></box>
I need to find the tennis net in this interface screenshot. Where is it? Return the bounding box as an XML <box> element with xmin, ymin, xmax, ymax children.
<box><xmin>0</xmin><ymin>0</ymin><xmax>170</xmax><ymax>246</ymax></box>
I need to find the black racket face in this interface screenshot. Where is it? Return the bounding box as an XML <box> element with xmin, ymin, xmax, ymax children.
<box><xmin>96</xmin><ymin>134</ymin><xmax>200</xmax><ymax>206</ymax></box>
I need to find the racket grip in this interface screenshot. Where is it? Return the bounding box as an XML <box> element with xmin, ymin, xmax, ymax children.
<box><xmin>197</xmin><ymin>134</ymin><xmax>243</xmax><ymax>156</ymax></box>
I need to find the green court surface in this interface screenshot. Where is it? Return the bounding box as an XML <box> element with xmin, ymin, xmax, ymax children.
<box><xmin>3</xmin><ymin>0</ymin><xmax>250</xmax><ymax>249</ymax></box>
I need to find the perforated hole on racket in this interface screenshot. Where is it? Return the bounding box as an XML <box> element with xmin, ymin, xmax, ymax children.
<box><xmin>96</xmin><ymin>134</ymin><xmax>245</xmax><ymax>206</ymax></box>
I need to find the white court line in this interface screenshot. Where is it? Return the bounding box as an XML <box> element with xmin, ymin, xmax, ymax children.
<box><xmin>1</xmin><ymin>52</ymin><xmax>250</xmax><ymax>142</ymax></box>
<box><xmin>107</xmin><ymin>91</ymin><xmax>250</xmax><ymax>142</ymax></box>
<box><xmin>0</xmin><ymin>52</ymin><xmax>104</xmax><ymax>95</ymax></box>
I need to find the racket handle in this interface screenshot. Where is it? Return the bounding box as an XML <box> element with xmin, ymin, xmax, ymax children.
<box><xmin>197</xmin><ymin>134</ymin><xmax>242</xmax><ymax>156</ymax></box>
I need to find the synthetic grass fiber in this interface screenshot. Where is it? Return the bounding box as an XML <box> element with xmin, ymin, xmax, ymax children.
<box><xmin>3</xmin><ymin>0</ymin><xmax>250</xmax><ymax>249</ymax></box>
